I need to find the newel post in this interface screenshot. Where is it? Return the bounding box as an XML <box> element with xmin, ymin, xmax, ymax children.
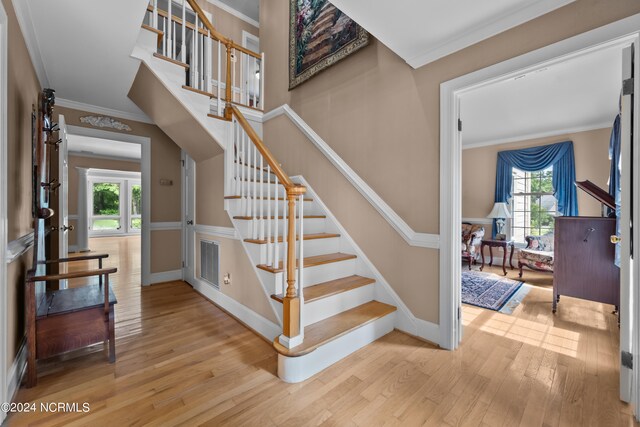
<box><xmin>224</xmin><ymin>41</ymin><xmax>234</xmax><ymax>120</ymax></box>
<box><xmin>281</xmin><ymin>185</ymin><xmax>306</xmax><ymax>347</ymax></box>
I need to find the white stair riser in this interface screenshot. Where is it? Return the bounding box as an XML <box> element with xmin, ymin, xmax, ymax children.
<box><xmin>244</xmin><ymin>236</ymin><xmax>341</xmax><ymax>264</ymax></box>
<box><xmin>234</xmin><ymin>218</ymin><xmax>327</xmax><ymax>236</ymax></box>
<box><xmin>273</xmin><ymin>283</ymin><xmax>375</xmax><ymax>326</ymax></box>
<box><xmin>270</xmin><ymin>258</ymin><xmax>358</xmax><ymax>294</ymax></box>
<box><xmin>227</xmin><ymin>199</ymin><xmax>323</xmax><ymax>217</ymax></box>
<box><xmin>277</xmin><ymin>312</ymin><xmax>395</xmax><ymax>383</ymax></box>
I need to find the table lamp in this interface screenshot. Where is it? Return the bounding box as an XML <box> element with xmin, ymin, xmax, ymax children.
<box><xmin>487</xmin><ymin>202</ymin><xmax>511</xmax><ymax>239</ymax></box>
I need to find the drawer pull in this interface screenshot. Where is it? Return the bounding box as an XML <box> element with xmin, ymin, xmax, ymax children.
<box><xmin>583</xmin><ymin>227</ymin><xmax>595</xmax><ymax>242</ymax></box>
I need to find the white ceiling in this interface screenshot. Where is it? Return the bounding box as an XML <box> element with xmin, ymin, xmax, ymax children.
<box><xmin>14</xmin><ymin>0</ymin><xmax>151</xmax><ymax>122</ymax></box>
<box><xmin>67</xmin><ymin>134</ymin><xmax>141</xmax><ymax>161</ymax></box>
<box><xmin>328</xmin><ymin>0</ymin><xmax>574</xmax><ymax>68</ymax></box>
<box><xmin>460</xmin><ymin>45</ymin><xmax>622</xmax><ymax>148</ymax></box>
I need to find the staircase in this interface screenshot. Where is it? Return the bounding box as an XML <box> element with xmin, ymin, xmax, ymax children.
<box><xmin>130</xmin><ymin>0</ymin><xmax>399</xmax><ymax>383</ymax></box>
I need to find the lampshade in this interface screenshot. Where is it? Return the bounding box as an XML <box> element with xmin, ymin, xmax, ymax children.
<box><xmin>487</xmin><ymin>202</ymin><xmax>512</xmax><ymax>219</ymax></box>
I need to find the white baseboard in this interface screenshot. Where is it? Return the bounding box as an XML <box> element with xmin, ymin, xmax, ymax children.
<box><xmin>189</xmin><ymin>277</ymin><xmax>280</xmax><ymax>341</ymax></box>
<box><xmin>149</xmin><ymin>269</ymin><xmax>183</xmax><ymax>284</ymax></box>
<box><xmin>415</xmin><ymin>318</ymin><xmax>441</xmax><ymax>345</ymax></box>
<box><xmin>6</xmin><ymin>339</ymin><xmax>26</xmax><ymax>405</ymax></box>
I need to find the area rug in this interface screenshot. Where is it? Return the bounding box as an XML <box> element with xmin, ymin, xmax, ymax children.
<box><xmin>462</xmin><ymin>270</ymin><xmax>524</xmax><ymax>312</ymax></box>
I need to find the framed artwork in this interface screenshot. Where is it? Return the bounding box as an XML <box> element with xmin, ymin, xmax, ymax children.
<box><xmin>289</xmin><ymin>0</ymin><xmax>369</xmax><ymax>90</ymax></box>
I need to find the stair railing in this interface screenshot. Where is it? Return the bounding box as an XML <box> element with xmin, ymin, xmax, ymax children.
<box><xmin>229</xmin><ymin>105</ymin><xmax>306</xmax><ymax>348</ymax></box>
<box><xmin>143</xmin><ymin>0</ymin><xmax>265</xmax><ymax>115</ymax></box>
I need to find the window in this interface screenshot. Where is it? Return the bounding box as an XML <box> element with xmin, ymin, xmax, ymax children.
<box><xmin>511</xmin><ymin>167</ymin><xmax>557</xmax><ymax>243</ymax></box>
<box><xmin>92</xmin><ymin>182</ymin><xmax>122</xmax><ymax>231</ymax></box>
<box><xmin>130</xmin><ymin>183</ymin><xmax>142</xmax><ymax>230</ymax></box>
<box><xmin>87</xmin><ymin>171</ymin><xmax>141</xmax><ymax>235</ymax></box>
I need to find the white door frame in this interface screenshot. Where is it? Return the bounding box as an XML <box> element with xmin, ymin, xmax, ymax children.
<box><xmin>181</xmin><ymin>150</ymin><xmax>196</xmax><ymax>284</ymax></box>
<box><xmin>440</xmin><ymin>13</ymin><xmax>640</xmax><ymax>416</ymax></box>
<box><xmin>0</xmin><ymin>1</ymin><xmax>8</xmax><ymax>420</ymax></box>
<box><xmin>66</xmin><ymin>125</ymin><xmax>152</xmax><ymax>285</ymax></box>
<box><xmin>57</xmin><ymin>115</ymin><xmax>69</xmax><ymax>288</ymax></box>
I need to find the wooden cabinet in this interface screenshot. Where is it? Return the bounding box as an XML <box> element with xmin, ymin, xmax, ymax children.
<box><xmin>553</xmin><ymin>217</ymin><xmax>619</xmax><ymax>312</ymax></box>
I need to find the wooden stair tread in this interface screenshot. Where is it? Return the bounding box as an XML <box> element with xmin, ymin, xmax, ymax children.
<box><xmin>245</xmin><ymin>232</ymin><xmax>339</xmax><ymax>245</ymax></box>
<box><xmin>273</xmin><ymin>301</ymin><xmax>396</xmax><ymax>357</ymax></box>
<box><xmin>257</xmin><ymin>252</ymin><xmax>356</xmax><ymax>273</ymax></box>
<box><xmin>181</xmin><ymin>85</ymin><xmax>217</xmax><ymax>98</ymax></box>
<box><xmin>233</xmin><ymin>215</ymin><xmax>325</xmax><ymax>220</ymax></box>
<box><xmin>225</xmin><ymin>195</ymin><xmax>313</xmax><ymax>201</ymax></box>
<box><xmin>153</xmin><ymin>52</ymin><xmax>189</xmax><ymax>69</ymax></box>
<box><xmin>271</xmin><ymin>275</ymin><xmax>374</xmax><ymax>303</ymax></box>
<box><xmin>207</xmin><ymin>113</ymin><xmax>230</xmax><ymax>121</ymax></box>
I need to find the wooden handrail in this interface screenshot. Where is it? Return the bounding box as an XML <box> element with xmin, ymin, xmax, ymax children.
<box><xmin>42</xmin><ymin>254</ymin><xmax>109</xmax><ymax>264</ymax></box>
<box><xmin>230</xmin><ymin>105</ymin><xmax>305</xmax><ymax>193</ymax></box>
<box><xmin>27</xmin><ymin>267</ymin><xmax>117</xmax><ymax>283</ymax></box>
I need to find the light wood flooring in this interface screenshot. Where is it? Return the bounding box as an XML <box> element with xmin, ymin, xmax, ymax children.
<box><xmin>7</xmin><ymin>237</ymin><xmax>638</xmax><ymax>426</ymax></box>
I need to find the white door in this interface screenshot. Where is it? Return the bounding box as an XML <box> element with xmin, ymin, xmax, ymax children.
<box><xmin>58</xmin><ymin>115</ymin><xmax>69</xmax><ymax>288</ymax></box>
<box><xmin>183</xmin><ymin>153</ymin><xmax>196</xmax><ymax>283</ymax></box>
<box><xmin>618</xmin><ymin>44</ymin><xmax>637</xmax><ymax>405</ymax></box>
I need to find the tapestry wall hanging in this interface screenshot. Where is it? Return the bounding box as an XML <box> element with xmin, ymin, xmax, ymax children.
<box><xmin>289</xmin><ymin>0</ymin><xmax>369</xmax><ymax>89</ymax></box>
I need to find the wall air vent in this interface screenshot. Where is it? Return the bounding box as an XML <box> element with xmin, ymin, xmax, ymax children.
<box><xmin>200</xmin><ymin>240</ymin><xmax>219</xmax><ymax>289</ymax></box>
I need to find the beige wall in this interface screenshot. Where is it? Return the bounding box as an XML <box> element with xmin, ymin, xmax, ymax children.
<box><xmin>462</xmin><ymin>127</ymin><xmax>614</xmax><ymax>235</ymax></box>
<box><xmin>196</xmin><ymin>0</ymin><xmax>258</xmax><ymax>42</ymax></box>
<box><xmin>196</xmin><ymin>234</ymin><xmax>277</xmax><ymax>323</ymax></box>
<box><xmin>196</xmin><ymin>153</ymin><xmax>232</xmax><ymax>227</ymax></box>
<box><xmin>260</xmin><ymin>0</ymin><xmax>640</xmax><ymax>324</ymax></box>
<box><xmin>3</xmin><ymin>0</ymin><xmax>41</xmax><ymax>370</ymax></box>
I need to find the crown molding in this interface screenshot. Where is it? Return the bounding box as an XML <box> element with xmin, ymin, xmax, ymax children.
<box><xmin>56</xmin><ymin>98</ymin><xmax>153</xmax><ymax>125</ymax></box>
<box><xmin>11</xmin><ymin>0</ymin><xmax>49</xmax><ymax>87</ymax></box>
<box><xmin>462</xmin><ymin>121</ymin><xmax>612</xmax><ymax>150</ymax></box>
<box><xmin>205</xmin><ymin>0</ymin><xmax>259</xmax><ymax>29</ymax></box>
<box><xmin>407</xmin><ymin>0</ymin><xmax>576</xmax><ymax>68</ymax></box>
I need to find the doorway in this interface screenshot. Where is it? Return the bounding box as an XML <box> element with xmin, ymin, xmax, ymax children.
<box><xmin>61</xmin><ymin>125</ymin><xmax>152</xmax><ymax>285</ymax></box>
<box><xmin>440</xmin><ymin>16</ymin><xmax>640</xmax><ymax>418</ymax></box>
<box><xmin>0</xmin><ymin>1</ymin><xmax>8</xmax><ymax>421</ymax></box>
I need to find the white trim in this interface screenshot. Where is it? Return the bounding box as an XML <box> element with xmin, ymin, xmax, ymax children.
<box><xmin>462</xmin><ymin>217</ymin><xmax>492</xmax><ymax>225</ymax></box>
<box><xmin>0</xmin><ymin>4</ymin><xmax>8</xmax><ymax>420</ymax></box>
<box><xmin>66</xmin><ymin>125</ymin><xmax>152</xmax><ymax>286</ymax></box>
<box><xmin>6</xmin><ymin>232</ymin><xmax>35</xmax><ymax>263</ymax></box>
<box><xmin>406</xmin><ymin>0</ymin><xmax>576</xmax><ymax>68</ymax></box>
<box><xmin>56</xmin><ymin>98</ymin><xmax>153</xmax><ymax>125</ymax></box>
<box><xmin>87</xmin><ymin>168</ymin><xmax>141</xmax><ymax>180</ymax></box>
<box><xmin>205</xmin><ymin>0</ymin><xmax>259</xmax><ymax>28</ymax></box>
<box><xmin>263</xmin><ymin>105</ymin><xmax>440</xmax><ymax>249</ymax></box>
<box><xmin>68</xmin><ymin>151</ymin><xmax>142</xmax><ymax>163</ymax></box>
<box><xmin>68</xmin><ymin>214</ymin><xmax>79</xmax><ymax>220</ymax></box>
<box><xmin>190</xmin><ymin>276</ymin><xmax>281</xmax><ymax>341</ymax></box>
<box><xmin>440</xmin><ymin>14</ymin><xmax>640</xmax><ymax>355</ymax></box>
<box><xmin>11</xmin><ymin>0</ymin><xmax>49</xmax><ymax>87</ymax></box>
<box><xmin>150</xmin><ymin>222</ymin><xmax>182</xmax><ymax>231</ymax></box>
<box><xmin>68</xmin><ymin>245</ymin><xmax>79</xmax><ymax>253</ymax></box>
<box><xmin>6</xmin><ymin>340</ymin><xmax>26</xmax><ymax>407</ymax></box>
<box><xmin>462</xmin><ymin>121</ymin><xmax>612</xmax><ymax>150</ymax></box>
<box><xmin>149</xmin><ymin>269</ymin><xmax>183</xmax><ymax>284</ymax></box>
<box><xmin>242</xmin><ymin>31</ymin><xmax>260</xmax><ymax>50</ymax></box>
<box><xmin>194</xmin><ymin>224</ymin><xmax>239</xmax><ymax>239</ymax></box>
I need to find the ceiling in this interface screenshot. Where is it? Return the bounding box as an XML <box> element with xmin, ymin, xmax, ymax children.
<box><xmin>213</xmin><ymin>0</ymin><xmax>259</xmax><ymax>22</ymax></box>
<box><xmin>460</xmin><ymin>45</ymin><xmax>622</xmax><ymax>148</ymax></box>
<box><xmin>328</xmin><ymin>0</ymin><xmax>575</xmax><ymax>68</ymax></box>
<box><xmin>14</xmin><ymin>0</ymin><xmax>152</xmax><ymax>122</ymax></box>
<box><xmin>67</xmin><ymin>134</ymin><xmax>141</xmax><ymax>161</ymax></box>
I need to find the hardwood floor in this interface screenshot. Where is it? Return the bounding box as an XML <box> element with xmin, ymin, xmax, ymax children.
<box><xmin>7</xmin><ymin>237</ymin><xmax>637</xmax><ymax>426</ymax></box>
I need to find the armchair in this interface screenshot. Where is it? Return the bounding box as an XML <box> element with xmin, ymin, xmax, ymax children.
<box><xmin>462</xmin><ymin>223</ymin><xmax>485</xmax><ymax>262</ymax></box>
<box><xmin>517</xmin><ymin>233</ymin><xmax>555</xmax><ymax>278</ymax></box>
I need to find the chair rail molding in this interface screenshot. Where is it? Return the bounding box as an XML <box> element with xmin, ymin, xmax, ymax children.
<box><xmin>6</xmin><ymin>232</ymin><xmax>35</xmax><ymax>263</ymax></box>
<box><xmin>194</xmin><ymin>224</ymin><xmax>238</xmax><ymax>240</ymax></box>
<box><xmin>263</xmin><ymin>105</ymin><xmax>440</xmax><ymax>250</ymax></box>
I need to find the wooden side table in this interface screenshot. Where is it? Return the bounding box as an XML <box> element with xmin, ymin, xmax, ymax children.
<box><xmin>480</xmin><ymin>239</ymin><xmax>515</xmax><ymax>276</ymax></box>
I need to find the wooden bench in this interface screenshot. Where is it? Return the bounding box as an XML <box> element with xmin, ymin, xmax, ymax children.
<box><xmin>25</xmin><ymin>254</ymin><xmax>117</xmax><ymax>388</ymax></box>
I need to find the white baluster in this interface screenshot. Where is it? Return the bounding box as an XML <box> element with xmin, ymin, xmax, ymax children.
<box><xmin>298</xmin><ymin>194</ymin><xmax>304</xmax><ymax>337</ymax></box>
<box><xmin>234</xmin><ymin>120</ymin><xmax>239</xmax><ymax>195</ymax></box>
<box><xmin>260</xmin><ymin>53</ymin><xmax>265</xmax><ymax>110</ymax></box>
<box><xmin>190</xmin><ymin>26</ymin><xmax>195</xmax><ymax>87</ymax></box>
<box><xmin>162</xmin><ymin>17</ymin><xmax>167</xmax><ymax>56</ymax></box>
<box><xmin>267</xmin><ymin>165</ymin><xmax>272</xmax><ymax>266</ymax></box>
<box><xmin>252</xmin><ymin>144</ymin><xmax>258</xmax><ymax>239</ymax></box>
<box><xmin>240</xmin><ymin>131</ymin><xmax>246</xmax><ymax>214</ymax></box>
<box><xmin>274</xmin><ymin>175</ymin><xmax>279</xmax><ymax>271</ymax></box>
<box><xmin>167</xmin><ymin>0</ymin><xmax>173</xmax><ymax>57</ymax></box>
<box><xmin>217</xmin><ymin>40</ymin><xmax>222</xmax><ymax>116</ymax></box>
<box><xmin>194</xmin><ymin>15</ymin><xmax>199</xmax><ymax>89</ymax></box>
<box><xmin>259</xmin><ymin>154</ymin><xmax>265</xmax><ymax>241</ymax></box>
<box><xmin>181</xmin><ymin>0</ymin><xmax>186</xmax><ymax>63</ymax></box>
<box><xmin>245</xmin><ymin>136</ymin><xmax>252</xmax><ymax>220</ymax></box>
<box><xmin>205</xmin><ymin>31</ymin><xmax>212</xmax><ymax>93</ymax></box>
<box><xmin>232</xmin><ymin>48</ymin><xmax>237</xmax><ymax>103</ymax></box>
<box><xmin>251</xmin><ymin>56</ymin><xmax>256</xmax><ymax>108</ymax></box>
<box><xmin>152</xmin><ymin>0</ymin><xmax>158</xmax><ymax>28</ymax></box>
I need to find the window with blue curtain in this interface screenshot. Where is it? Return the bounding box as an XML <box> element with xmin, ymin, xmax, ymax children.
<box><xmin>493</xmin><ymin>141</ymin><xmax>579</xmax><ymax>239</ymax></box>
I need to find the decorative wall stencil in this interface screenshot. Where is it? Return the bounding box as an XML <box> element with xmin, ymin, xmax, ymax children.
<box><xmin>80</xmin><ymin>115</ymin><xmax>132</xmax><ymax>132</ymax></box>
<box><xmin>289</xmin><ymin>0</ymin><xmax>369</xmax><ymax>90</ymax></box>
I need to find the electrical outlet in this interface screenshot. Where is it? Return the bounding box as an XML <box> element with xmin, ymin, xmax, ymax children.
<box><xmin>223</xmin><ymin>273</ymin><xmax>231</xmax><ymax>285</ymax></box>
